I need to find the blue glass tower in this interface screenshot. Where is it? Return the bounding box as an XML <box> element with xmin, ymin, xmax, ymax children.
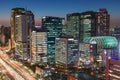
<box><xmin>42</xmin><ymin>16</ymin><xmax>65</xmax><ymax>64</ymax></box>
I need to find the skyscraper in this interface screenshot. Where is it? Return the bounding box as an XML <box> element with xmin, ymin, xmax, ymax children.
<box><xmin>66</xmin><ymin>9</ymin><xmax>110</xmax><ymax>42</ymax></box>
<box><xmin>11</xmin><ymin>8</ymin><xmax>35</xmax><ymax>61</ymax></box>
<box><xmin>31</xmin><ymin>28</ymin><xmax>47</xmax><ymax>64</ymax></box>
<box><xmin>96</xmin><ymin>8</ymin><xmax>110</xmax><ymax>36</ymax></box>
<box><xmin>66</xmin><ymin>12</ymin><xmax>97</xmax><ymax>42</ymax></box>
<box><xmin>42</xmin><ymin>16</ymin><xmax>65</xmax><ymax>64</ymax></box>
<box><xmin>66</xmin><ymin>13</ymin><xmax>81</xmax><ymax>39</ymax></box>
<box><xmin>55</xmin><ymin>37</ymin><xmax>79</xmax><ymax>68</ymax></box>
<box><xmin>80</xmin><ymin>11</ymin><xmax>97</xmax><ymax>42</ymax></box>
<box><xmin>10</xmin><ymin>8</ymin><xmax>26</xmax><ymax>49</ymax></box>
<box><xmin>66</xmin><ymin>9</ymin><xmax>110</xmax><ymax>66</ymax></box>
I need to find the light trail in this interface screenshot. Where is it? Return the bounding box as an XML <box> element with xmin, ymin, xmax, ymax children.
<box><xmin>0</xmin><ymin>50</ymin><xmax>35</xmax><ymax>80</ymax></box>
<box><xmin>0</xmin><ymin>58</ymin><xmax>25</xmax><ymax>80</ymax></box>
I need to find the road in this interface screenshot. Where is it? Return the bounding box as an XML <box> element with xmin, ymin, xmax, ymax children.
<box><xmin>0</xmin><ymin>63</ymin><xmax>15</xmax><ymax>80</ymax></box>
<box><xmin>0</xmin><ymin>50</ymin><xmax>35</xmax><ymax>80</ymax></box>
<box><xmin>0</xmin><ymin>58</ymin><xmax>25</xmax><ymax>80</ymax></box>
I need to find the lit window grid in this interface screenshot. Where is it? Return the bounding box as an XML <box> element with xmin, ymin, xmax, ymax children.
<box><xmin>31</xmin><ymin>31</ymin><xmax>47</xmax><ymax>62</ymax></box>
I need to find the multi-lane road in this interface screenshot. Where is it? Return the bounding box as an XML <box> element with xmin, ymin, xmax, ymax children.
<box><xmin>0</xmin><ymin>58</ymin><xmax>25</xmax><ymax>80</ymax></box>
<box><xmin>0</xmin><ymin>63</ymin><xmax>15</xmax><ymax>80</ymax></box>
<box><xmin>0</xmin><ymin>50</ymin><xmax>35</xmax><ymax>80</ymax></box>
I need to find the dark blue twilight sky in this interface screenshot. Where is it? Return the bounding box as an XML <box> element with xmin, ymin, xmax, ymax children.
<box><xmin>0</xmin><ymin>0</ymin><xmax>120</xmax><ymax>27</ymax></box>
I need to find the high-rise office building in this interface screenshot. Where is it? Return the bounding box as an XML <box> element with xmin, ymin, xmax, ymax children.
<box><xmin>55</xmin><ymin>37</ymin><xmax>79</xmax><ymax>68</ymax></box>
<box><xmin>66</xmin><ymin>13</ymin><xmax>81</xmax><ymax>39</ymax></box>
<box><xmin>96</xmin><ymin>8</ymin><xmax>110</xmax><ymax>36</ymax></box>
<box><xmin>66</xmin><ymin>9</ymin><xmax>110</xmax><ymax>42</ymax></box>
<box><xmin>42</xmin><ymin>16</ymin><xmax>65</xmax><ymax>64</ymax></box>
<box><xmin>66</xmin><ymin>12</ymin><xmax>97</xmax><ymax>61</ymax></box>
<box><xmin>31</xmin><ymin>28</ymin><xmax>47</xmax><ymax>64</ymax></box>
<box><xmin>10</xmin><ymin>8</ymin><xmax>26</xmax><ymax>49</ymax></box>
<box><xmin>66</xmin><ymin>12</ymin><xmax>97</xmax><ymax>41</ymax></box>
<box><xmin>80</xmin><ymin>11</ymin><xmax>97</xmax><ymax>42</ymax></box>
<box><xmin>12</xmin><ymin>8</ymin><xmax>35</xmax><ymax>60</ymax></box>
<box><xmin>24</xmin><ymin>11</ymin><xmax>35</xmax><ymax>59</ymax></box>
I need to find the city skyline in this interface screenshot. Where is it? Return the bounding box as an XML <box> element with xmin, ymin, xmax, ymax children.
<box><xmin>0</xmin><ymin>1</ymin><xmax>120</xmax><ymax>80</ymax></box>
<box><xmin>0</xmin><ymin>0</ymin><xmax>120</xmax><ymax>27</ymax></box>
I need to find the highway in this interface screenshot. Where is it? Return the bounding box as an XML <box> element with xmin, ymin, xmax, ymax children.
<box><xmin>0</xmin><ymin>50</ymin><xmax>35</xmax><ymax>80</ymax></box>
<box><xmin>0</xmin><ymin>63</ymin><xmax>15</xmax><ymax>80</ymax></box>
<box><xmin>0</xmin><ymin>58</ymin><xmax>25</xmax><ymax>80</ymax></box>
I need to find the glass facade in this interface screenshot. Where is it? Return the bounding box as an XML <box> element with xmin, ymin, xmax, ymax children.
<box><xmin>13</xmin><ymin>9</ymin><xmax>35</xmax><ymax>61</ymax></box>
<box><xmin>83</xmin><ymin>19</ymin><xmax>91</xmax><ymax>38</ymax></box>
<box><xmin>15</xmin><ymin>15</ymin><xmax>26</xmax><ymax>42</ymax></box>
<box><xmin>80</xmin><ymin>11</ymin><xmax>97</xmax><ymax>42</ymax></box>
<box><xmin>66</xmin><ymin>9</ymin><xmax>109</xmax><ymax>43</ymax></box>
<box><xmin>55</xmin><ymin>38</ymin><xmax>67</xmax><ymax>65</ymax></box>
<box><xmin>55</xmin><ymin>38</ymin><xmax>79</xmax><ymax>68</ymax></box>
<box><xmin>11</xmin><ymin>8</ymin><xmax>25</xmax><ymax>49</ymax></box>
<box><xmin>66</xmin><ymin>13</ymin><xmax>80</xmax><ymax>38</ymax></box>
<box><xmin>42</xmin><ymin>16</ymin><xmax>64</xmax><ymax>64</ymax></box>
<box><xmin>67</xmin><ymin>38</ymin><xmax>79</xmax><ymax>67</ymax></box>
<box><xmin>66</xmin><ymin>12</ymin><xmax>97</xmax><ymax>42</ymax></box>
<box><xmin>97</xmin><ymin>9</ymin><xmax>110</xmax><ymax>36</ymax></box>
<box><xmin>31</xmin><ymin>31</ymin><xmax>47</xmax><ymax>64</ymax></box>
<box><xmin>15</xmin><ymin>15</ymin><xmax>28</xmax><ymax>60</ymax></box>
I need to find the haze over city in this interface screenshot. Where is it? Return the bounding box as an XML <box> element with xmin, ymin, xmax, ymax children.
<box><xmin>0</xmin><ymin>0</ymin><xmax>120</xmax><ymax>26</ymax></box>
